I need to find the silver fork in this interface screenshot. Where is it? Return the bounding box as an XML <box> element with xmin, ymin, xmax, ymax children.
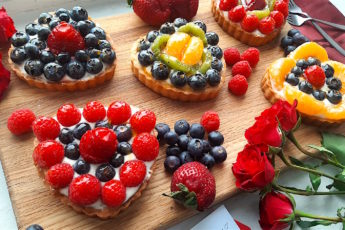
<box><xmin>288</xmin><ymin>0</ymin><xmax>345</xmax><ymax>56</ymax></box>
<box><xmin>287</xmin><ymin>13</ymin><xmax>345</xmax><ymax>31</ymax></box>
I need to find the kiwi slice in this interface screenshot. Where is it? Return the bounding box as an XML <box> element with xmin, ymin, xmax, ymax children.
<box><xmin>248</xmin><ymin>8</ymin><xmax>271</xmax><ymax>19</ymax></box>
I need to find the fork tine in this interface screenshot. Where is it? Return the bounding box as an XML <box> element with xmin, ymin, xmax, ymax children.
<box><xmin>289</xmin><ymin>0</ymin><xmax>297</xmax><ymax>7</ymax></box>
<box><xmin>286</xmin><ymin>15</ymin><xmax>296</xmax><ymax>26</ymax></box>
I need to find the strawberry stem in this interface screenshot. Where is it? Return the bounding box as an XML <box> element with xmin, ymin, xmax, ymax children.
<box><xmin>163</xmin><ymin>183</ymin><xmax>198</xmax><ymax>210</ymax></box>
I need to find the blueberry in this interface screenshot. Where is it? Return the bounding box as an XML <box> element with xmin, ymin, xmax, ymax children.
<box><xmin>109</xmin><ymin>154</ymin><xmax>124</xmax><ymax>168</ymax></box>
<box><xmin>187</xmin><ymin>138</ymin><xmax>204</xmax><ymax>158</ymax></box>
<box><xmin>11</xmin><ymin>32</ymin><xmax>29</xmax><ymax>47</ymax></box>
<box><xmin>69</xmin><ymin>20</ymin><xmax>78</xmax><ymax>29</ymax></box>
<box><xmin>179</xmin><ymin>151</ymin><xmax>193</xmax><ymax>165</ymax></box>
<box><xmin>160</xmin><ymin>22</ymin><xmax>175</xmax><ymax>34</ymax></box>
<box><xmin>205</xmin><ymin>32</ymin><xmax>219</xmax><ymax>46</ymax></box>
<box><xmin>326</xmin><ymin>77</ymin><xmax>342</xmax><ymax>90</ymax></box>
<box><xmin>37</xmin><ymin>27</ymin><xmax>51</xmax><ymax>41</ymax></box>
<box><xmin>73</xmin><ymin>122</ymin><xmax>91</xmax><ymax>139</ymax></box>
<box><xmin>322</xmin><ymin>64</ymin><xmax>334</xmax><ymax>78</ymax></box>
<box><xmin>146</xmin><ymin>30</ymin><xmax>160</xmax><ymax>43</ymax></box>
<box><xmin>188</xmin><ymin>73</ymin><xmax>207</xmax><ymax>90</ymax></box>
<box><xmin>292</xmin><ymin>33</ymin><xmax>309</xmax><ymax>46</ymax></box>
<box><xmin>210</xmin><ymin>146</ymin><xmax>227</xmax><ymax>163</ymax></box>
<box><xmin>284</xmin><ymin>45</ymin><xmax>296</xmax><ymax>56</ymax></box>
<box><xmin>86</xmin><ymin>48</ymin><xmax>101</xmax><ymax>58</ymax></box>
<box><xmin>138</xmin><ymin>50</ymin><xmax>154</xmax><ymax>66</ymax></box>
<box><xmin>55</xmin><ymin>8</ymin><xmax>69</xmax><ymax>17</ymax></box>
<box><xmin>49</xmin><ymin>19</ymin><xmax>60</xmax><ymax>30</ymax></box>
<box><xmin>67</xmin><ymin>60</ymin><xmax>85</xmax><ymax>79</ymax></box>
<box><xmin>202</xmin><ymin>140</ymin><xmax>211</xmax><ymax>153</ymax></box>
<box><xmin>280</xmin><ymin>36</ymin><xmax>293</xmax><ymax>49</ymax></box>
<box><xmin>59</xmin><ymin>128</ymin><xmax>74</xmax><ymax>144</ymax></box>
<box><xmin>164</xmin><ymin>131</ymin><xmax>179</xmax><ymax>146</ymax></box>
<box><xmin>86</xmin><ymin>58</ymin><xmax>103</xmax><ymax>74</ymax></box>
<box><xmin>298</xmin><ymin>81</ymin><xmax>313</xmax><ymax>94</ymax></box>
<box><xmin>58</xmin><ymin>13</ymin><xmax>70</xmax><ymax>22</ymax></box>
<box><xmin>56</xmin><ymin>52</ymin><xmax>71</xmax><ymax>64</ymax></box>
<box><xmin>208</xmin><ymin>46</ymin><xmax>223</xmax><ymax>59</ymax></box>
<box><xmin>206</xmin><ymin>69</ymin><xmax>221</xmax><ymax>86</ymax></box>
<box><xmin>312</xmin><ymin>90</ymin><xmax>326</xmax><ymax>101</ymax></box>
<box><xmin>208</xmin><ymin>131</ymin><xmax>224</xmax><ymax>146</ymax></box>
<box><xmin>25</xmin><ymin>23</ymin><xmax>40</xmax><ymax>35</ymax></box>
<box><xmin>155</xmin><ymin>123</ymin><xmax>170</xmax><ymax>140</ymax></box>
<box><xmin>95</xmin><ymin>120</ymin><xmax>113</xmax><ymax>129</ymax></box>
<box><xmin>100</xmin><ymin>48</ymin><xmax>116</xmax><ymax>64</ymax></box>
<box><xmin>90</xmin><ymin>27</ymin><xmax>106</xmax><ymax>40</ymax></box>
<box><xmin>99</xmin><ymin>40</ymin><xmax>112</xmax><ymax>50</ymax></box>
<box><xmin>173</xmin><ymin>18</ymin><xmax>188</xmax><ymax>28</ymax></box>
<box><xmin>291</xmin><ymin>66</ymin><xmax>303</xmax><ymax>77</ymax></box>
<box><xmin>75</xmin><ymin>50</ymin><xmax>89</xmax><ymax>63</ymax></box>
<box><xmin>138</xmin><ymin>39</ymin><xmax>151</xmax><ymax>51</ymax></box>
<box><xmin>211</xmin><ymin>58</ymin><xmax>223</xmax><ymax>72</ymax></box>
<box><xmin>73</xmin><ymin>159</ymin><xmax>90</xmax><ymax>174</ymax></box>
<box><xmin>193</xmin><ymin>20</ymin><xmax>207</xmax><ymax>32</ymax></box>
<box><xmin>95</xmin><ymin>164</ymin><xmax>115</xmax><ymax>182</ymax></box>
<box><xmin>327</xmin><ymin>90</ymin><xmax>342</xmax><ymax>104</ymax></box>
<box><xmin>40</xmin><ymin>50</ymin><xmax>55</xmax><ymax>64</ymax></box>
<box><xmin>174</xmin><ymin>119</ymin><xmax>190</xmax><ymax>135</ymax></box>
<box><xmin>114</xmin><ymin>125</ymin><xmax>132</xmax><ymax>142</ymax></box>
<box><xmin>117</xmin><ymin>142</ymin><xmax>132</xmax><ymax>155</ymax></box>
<box><xmin>166</xmin><ymin>146</ymin><xmax>181</xmax><ymax>156</ymax></box>
<box><xmin>30</xmin><ymin>38</ymin><xmax>46</xmax><ymax>50</ymax></box>
<box><xmin>26</xmin><ymin>224</ymin><xmax>44</xmax><ymax>230</ymax></box>
<box><xmin>287</xmin><ymin>29</ymin><xmax>300</xmax><ymax>37</ymax></box>
<box><xmin>85</xmin><ymin>33</ymin><xmax>99</xmax><ymax>48</ymax></box>
<box><xmin>38</xmin><ymin>12</ymin><xmax>53</xmax><ymax>24</ymax></box>
<box><xmin>177</xmin><ymin>134</ymin><xmax>190</xmax><ymax>150</ymax></box>
<box><xmin>170</xmin><ymin>71</ymin><xmax>187</xmax><ymax>87</ymax></box>
<box><xmin>151</xmin><ymin>61</ymin><xmax>170</xmax><ymax>80</ymax></box>
<box><xmin>76</xmin><ymin>20</ymin><xmax>95</xmax><ymax>36</ymax></box>
<box><xmin>64</xmin><ymin>142</ymin><xmax>80</xmax><ymax>160</ymax></box>
<box><xmin>43</xmin><ymin>63</ymin><xmax>65</xmax><ymax>82</ymax></box>
<box><xmin>70</xmin><ymin>6</ymin><xmax>88</xmax><ymax>22</ymax></box>
<box><xmin>24</xmin><ymin>60</ymin><xmax>44</xmax><ymax>76</ymax></box>
<box><xmin>307</xmin><ymin>57</ymin><xmax>321</xmax><ymax>66</ymax></box>
<box><xmin>285</xmin><ymin>73</ymin><xmax>299</xmax><ymax>86</ymax></box>
<box><xmin>164</xmin><ymin>155</ymin><xmax>181</xmax><ymax>173</ymax></box>
<box><xmin>201</xmin><ymin>154</ymin><xmax>216</xmax><ymax>169</ymax></box>
<box><xmin>189</xmin><ymin>123</ymin><xmax>205</xmax><ymax>139</ymax></box>
<box><xmin>296</xmin><ymin>59</ymin><xmax>308</xmax><ymax>69</ymax></box>
<box><xmin>10</xmin><ymin>48</ymin><xmax>27</xmax><ymax>64</ymax></box>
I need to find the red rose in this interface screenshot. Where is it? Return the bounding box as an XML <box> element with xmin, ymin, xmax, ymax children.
<box><xmin>0</xmin><ymin>7</ymin><xmax>16</xmax><ymax>42</ymax></box>
<box><xmin>232</xmin><ymin>144</ymin><xmax>275</xmax><ymax>191</ymax></box>
<box><xmin>259</xmin><ymin>191</ymin><xmax>294</xmax><ymax>230</ymax></box>
<box><xmin>0</xmin><ymin>53</ymin><xmax>10</xmax><ymax>99</ymax></box>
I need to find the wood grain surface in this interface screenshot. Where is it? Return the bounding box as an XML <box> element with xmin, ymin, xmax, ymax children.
<box><xmin>0</xmin><ymin>1</ymin><xmax>344</xmax><ymax>229</ymax></box>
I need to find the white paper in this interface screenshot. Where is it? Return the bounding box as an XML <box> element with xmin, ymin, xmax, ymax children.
<box><xmin>191</xmin><ymin>205</ymin><xmax>240</xmax><ymax>230</ymax></box>
<box><xmin>330</xmin><ymin>0</ymin><xmax>345</xmax><ymax>17</ymax></box>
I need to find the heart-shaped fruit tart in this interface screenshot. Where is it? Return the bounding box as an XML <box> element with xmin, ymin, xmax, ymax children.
<box><xmin>8</xmin><ymin>6</ymin><xmax>116</xmax><ymax>91</ymax></box>
<box><xmin>262</xmin><ymin>42</ymin><xmax>345</xmax><ymax>125</ymax></box>
<box><xmin>32</xmin><ymin>101</ymin><xmax>159</xmax><ymax>218</ymax></box>
<box><xmin>131</xmin><ymin>19</ymin><xmax>225</xmax><ymax>102</ymax></box>
<box><xmin>212</xmin><ymin>0</ymin><xmax>288</xmax><ymax>46</ymax></box>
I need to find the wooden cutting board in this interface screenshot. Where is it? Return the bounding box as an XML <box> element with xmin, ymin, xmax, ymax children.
<box><xmin>0</xmin><ymin>1</ymin><xmax>344</xmax><ymax>229</ymax></box>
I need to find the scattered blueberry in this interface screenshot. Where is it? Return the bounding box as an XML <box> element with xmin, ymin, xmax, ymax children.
<box><xmin>292</xmin><ymin>33</ymin><xmax>309</xmax><ymax>46</ymax></box>
<box><xmin>280</xmin><ymin>36</ymin><xmax>293</xmax><ymax>49</ymax></box>
<box><xmin>201</xmin><ymin>154</ymin><xmax>216</xmax><ymax>169</ymax></box>
<box><xmin>164</xmin><ymin>155</ymin><xmax>181</xmax><ymax>173</ymax></box>
<box><xmin>166</xmin><ymin>145</ymin><xmax>181</xmax><ymax>156</ymax></box>
<box><xmin>287</xmin><ymin>29</ymin><xmax>300</xmax><ymax>37</ymax></box>
<box><xmin>155</xmin><ymin>123</ymin><xmax>170</xmax><ymax>141</ymax></box>
<box><xmin>284</xmin><ymin>45</ymin><xmax>296</xmax><ymax>56</ymax></box>
<box><xmin>187</xmin><ymin>138</ymin><xmax>204</xmax><ymax>158</ymax></box>
<box><xmin>189</xmin><ymin>123</ymin><xmax>205</xmax><ymax>139</ymax></box>
<box><xmin>164</xmin><ymin>131</ymin><xmax>179</xmax><ymax>146</ymax></box>
<box><xmin>179</xmin><ymin>151</ymin><xmax>193</xmax><ymax>165</ymax></box>
<box><xmin>210</xmin><ymin>146</ymin><xmax>227</xmax><ymax>163</ymax></box>
<box><xmin>26</xmin><ymin>224</ymin><xmax>44</xmax><ymax>230</ymax></box>
<box><xmin>177</xmin><ymin>134</ymin><xmax>190</xmax><ymax>150</ymax></box>
<box><xmin>174</xmin><ymin>119</ymin><xmax>190</xmax><ymax>135</ymax></box>
<box><xmin>208</xmin><ymin>131</ymin><xmax>224</xmax><ymax>146</ymax></box>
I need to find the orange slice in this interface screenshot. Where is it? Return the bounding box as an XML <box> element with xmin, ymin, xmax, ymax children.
<box><xmin>269</xmin><ymin>57</ymin><xmax>296</xmax><ymax>90</ymax></box>
<box><xmin>181</xmin><ymin>36</ymin><xmax>204</xmax><ymax>65</ymax></box>
<box><xmin>289</xmin><ymin>42</ymin><xmax>328</xmax><ymax>62</ymax></box>
<box><xmin>164</xmin><ymin>32</ymin><xmax>191</xmax><ymax>60</ymax></box>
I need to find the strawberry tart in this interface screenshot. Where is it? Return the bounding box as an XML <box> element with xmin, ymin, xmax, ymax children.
<box><xmin>31</xmin><ymin>101</ymin><xmax>159</xmax><ymax>218</ymax></box>
<box><xmin>8</xmin><ymin>6</ymin><xmax>116</xmax><ymax>91</ymax></box>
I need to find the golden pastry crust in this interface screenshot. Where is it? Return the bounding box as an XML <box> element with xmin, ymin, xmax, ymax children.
<box><xmin>131</xmin><ymin>38</ymin><xmax>226</xmax><ymax>102</ymax></box>
<box><xmin>211</xmin><ymin>0</ymin><xmax>284</xmax><ymax>46</ymax></box>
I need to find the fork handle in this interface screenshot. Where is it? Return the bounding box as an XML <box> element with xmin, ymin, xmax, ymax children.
<box><xmin>312</xmin><ymin>18</ymin><xmax>345</xmax><ymax>31</ymax></box>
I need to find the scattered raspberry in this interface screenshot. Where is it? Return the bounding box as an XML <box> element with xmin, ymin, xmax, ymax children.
<box><xmin>219</xmin><ymin>0</ymin><xmax>237</xmax><ymax>11</ymax></box>
<box><xmin>228</xmin><ymin>5</ymin><xmax>246</xmax><ymax>22</ymax></box>
<box><xmin>270</xmin><ymin>11</ymin><xmax>285</xmax><ymax>28</ymax></box>
<box><xmin>240</xmin><ymin>14</ymin><xmax>259</xmax><ymax>32</ymax></box>
<box><xmin>305</xmin><ymin>65</ymin><xmax>326</xmax><ymax>88</ymax></box>
<box><xmin>274</xmin><ymin>0</ymin><xmax>289</xmax><ymax>17</ymax></box>
<box><xmin>200</xmin><ymin>111</ymin><xmax>220</xmax><ymax>133</ymax></box>
<box><xmin>120</xmin><ymin>160</ymin><xmax>146</xmax><ymax>187</ymax></box>
<box><xmin>69</xmin><ymin>174</ymin><xmax>101</xmax><ymax>205</ymax></box>
<box><xmin>33</xmin><ymin>140</ymin><xmax>64</xmax><ymax>168</ymax></box>
<box><xmin>45</xmin><ymin>163</ymin><xmax>74</xmax><ymax>189</ymax></box>
<box><xmin>224</xmin><ymin>48</ymin><xmax>241</xmax><ymax>66</ymax></box>
<box><xmin>79</xmin><ymin>127</ymin><xmax>118</xmax><ymax>164</ymax></box>
<box><xmin>132</xmin><ymin>133</ymin><xmax>159</xmax><ymax>161</ymax></box>
<box><xmin>107</xmin><ymin>101</ymin><xmax>132</xmax><ymax>125</ymax></box>
<box><xmin>228</xmin><ymin>74</ymin><xmax>248</xmax><ymax>96</ymax></box>
<box><xmin>57</xmin><ymin>103</ymin><xmax>81</xmax><ymax>127</ymax></box>
<box><xmin>258</xmin><ymin>16</ymin><xmax>275</xmax><ymax>35</ymax></box>
<box><xmin>32</xmin><ymin>116</ymin><xmax>60</xmax><ymax>142</ymax></box>
<box><xmin>7</xmin><ymin>109</ymin><xmax>36</xmax><ymax>135</ymax></box>
<box><xmin>83</xmin><ymin>101</ymin><xmax>106</xmax><ymax>123</ymax></box>
<box><xmin>232</xmin><ymin>61</ymin><xmax>252</xmax><ymax>78</ymax></box>
<box><xmin>241</xmin><ymin>47</ymin><xmax>260</xmax><ymax>68</ymax></box>
<box><xmin>102</xmin><ymin>180</ymin><xmax>126</xmax><ymax>207</ymax></box>
<box><xmin>130</xmin><ymin>109</ymin><xmax>156</xmax><ymax>133</ymax></box>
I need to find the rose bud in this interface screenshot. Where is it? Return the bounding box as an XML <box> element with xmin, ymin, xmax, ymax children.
<box><xmin>0</xmin><ymin>7</ymin><xmax>16</xmax><ymax>43</ymax></box>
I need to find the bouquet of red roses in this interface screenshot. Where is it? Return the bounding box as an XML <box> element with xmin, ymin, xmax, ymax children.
<box><xmin>232</xmin><ymin>99</ymin><xmax>345</xmax><ymax>229</ymax></box>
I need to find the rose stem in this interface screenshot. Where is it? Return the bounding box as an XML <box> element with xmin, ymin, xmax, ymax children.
<box><xmin>273</xmin><ymin>183</ymin><xmax>345</xmax><ymax>196</ymax></box>
<box><xmin>294</xmin><ymin>210</ymin><xmax>343</xmax><ymax>222</ymax></box>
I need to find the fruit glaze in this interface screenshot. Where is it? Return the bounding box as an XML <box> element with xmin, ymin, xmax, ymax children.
<box><xmin>32</xmin><ymin>101</ymin><xmax>159</xmax><ymax>218</ymax></box>
<box><xmin>131</xmin><ymin>18</ymin><xmax>225</xmax><ymax>101</ymax></box>
<box><xmin>8</xmin><ymin>6</ymin><xmax>116</xmax><ymax>91</ymax></box>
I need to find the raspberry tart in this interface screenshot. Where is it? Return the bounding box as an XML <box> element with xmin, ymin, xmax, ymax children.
<box><xmin>131</xmin><ymin>19</ymin><xmax>226</xmax><ymax>101</ymax></box>
<box><xmin>212</xmin><ymin>0</ymin><xmax>288</xmax><ymax>46</ymax></box>
<box><xmin>8</xmin><ymin>6</ymin><xmax>116</xmax><ymax>91</ymax></box>
<box><xmin>32</xmin><ymin>101</ymin><xmax>159</xmax><ymax>218</ymax></box>
<box><xmin>262</xmin><ymin>42</ymin><xmax>345</xmax><ymax>125</ymax></box>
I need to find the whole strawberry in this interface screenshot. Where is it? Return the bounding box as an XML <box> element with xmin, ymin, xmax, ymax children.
<box><xmin>164</xmin><ymin>162</ymin><xmax>216</xmax><ymax>211</ymax></box>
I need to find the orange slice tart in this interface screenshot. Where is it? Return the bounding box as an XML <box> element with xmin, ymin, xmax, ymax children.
<box><xmin>262</xmin><ymin>42</ymin><xmax>345</xmax><ymax>125</ymax></box>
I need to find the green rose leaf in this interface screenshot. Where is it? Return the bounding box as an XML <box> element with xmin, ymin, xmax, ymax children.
<box><xmin>322</xmin><ymin>132</ymin><xmax>345</xmax><ymax>165</ymax></box>
<box><xmin>308</xmin><ymin>144</ymin><xmax>335</xmax><ymax>157</ymax></box>
<box><xmin>289</xmin><ymin>156</ymin><xmax>305</xmax><ymax>167</ymax></box>
<box><xmin>309</xmin><ymin>173</ymin><xmax>321</xmax><ymax>191</ymax></box>
<box><xmin>337</xmin><ymin>207</ymin><xmax>345</xmax><ymax>218</ymax></box>
<box><xmin>333</xmin><ymin>170</ymin><xmax>345</xmax><ymax>191</ymax></box>
<box><xmin>296</xmin><ymin>220</ymin><xmax>334</xmax><ymax>228</ymax></box>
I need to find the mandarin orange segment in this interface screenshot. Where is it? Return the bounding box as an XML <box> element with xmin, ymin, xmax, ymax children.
<box><xmin>325</xmin><ymin>103</ymin><xmax>345</xmax><ymax>119</ymax></box>
<box><xmin>289</xmin><ymin>42</ymin><xmax>328</xmax><ymax>62</ymax></box>
<box><xmin>164</xmin><ymin>32</ymin><xmax>191</xmax><ymax>60</ymax></box>
<box><xmin>181</xmin><ymin>36</ymin><xmax>204</xmax><ymax>65</ymax></box>
<box><xmin>268</xmin><ymin>58</ymin><xmax>295</xmax><ymax>90</ymax></box>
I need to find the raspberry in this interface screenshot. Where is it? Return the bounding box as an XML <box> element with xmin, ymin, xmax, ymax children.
<box><xmin>79</xmin><ymin>127</ymin><xmax>118</xmax><ymax>164</ymax></box>
<box><xmin>57</xmin><ymin>103</ymin><xmax>81</xmax><ymax>127</ymax></box>
<box><xmin>258</xmin><ymin>17</ymin><xmax>275</xmax><ymax>35</ymax></box>
<box><xmin>270</xmin><ymin>11</ymin><xmax>285</xmax><ymax>28</ymax></box>
<box><xmin>130</xmin><ymin>109</ymin><xmax>156</xmax><ymax>133</ymax></box>
<box><xmin>45</xmin><ymin>163</ymin><xmax>74</xmax><ymax>189</ymax></box>
<box><xmin>102</xmin><ymin>180</ymin><xmax>126</xmax><ymax>207</ymax></box>
<box><xmin>305</xmin><ymin>65</ymin><xmax>326</xmax><ymax>88</ymax></box>
<box><xmin>120</xmin><ymin>160</ymin><xmax>146</xmax><ymax>187</ymax></box>
<box><xmin>132</xmin><ymin>133</ymin><xmax>159</xmax><ymax>161</ymax></box>
<box><xmin>33</xmin><ymin>140</ymin><xmax>64</xmax><ymax>168</ymax></box>
<box><xmin>69</xmin><ymin>174</ymin><xmax>101</xmax><ymax>205</ymax></box>
<box><xmin>240</xmin><ymin>47</ymin><xmax>260</xmax><ymax>68</ymax></box>
<box><xmin>219</xmin><ymin>0</ymin><xmax>237</xmax><ymax>11</ymax></box>
<box><xmin>228</xmin><ymin>5</ymin><xmax>246</xmax><ymax>22</ymax></box>
<box><xmin>200</xmin><ymin>111</ymin><xmax>220</xmax><ymax>133</ymax></box>
<box><xmin>7</xmin><ymin>109</ymin><xmax>36</xmax><ymax>135</ymax></box>
<box><xmin>232</xmin><ymin>61</ymin><xmax>252</xmax><ymax>78</ymax></box>
<box><xmin>82</xmin><ymin>101</ymin><xmax>106</xmax><ymax>122</ymax></box>
<box><xmin>274</xmin><ymin>0</ymin><xmax>288</xmax><ymax>17</ymax></box>
<box><xmin>223</xmin><ymin>48</ymin><xmax>241</xmax><ymax>66</ymax></box>
<box><xmin>32</xmin><ymin>116</ymin><xmax>60</xmax><ymax>142</ymax></box>
<box><xmin>107</xmin><ymin>101</ymin><xmax>132</xmax><ymax>125</ymax></box>
<box><xmin>228</xmin><ymin>74</ymin><xmax>248</xmax><ymax>96</ymax></box>
<box><xmin>240</xmin><ymin>14</ymin><xmax>259</xmax><ymax>32</ymax></box>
